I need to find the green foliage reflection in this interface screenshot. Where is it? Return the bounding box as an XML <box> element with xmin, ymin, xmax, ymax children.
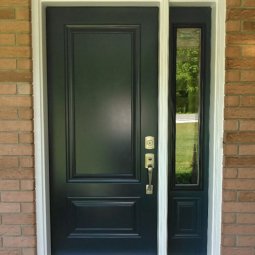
<box><xmin>176</xmin><ymin>48</ymin><xmax>200</xmax><ymax>113</ymax></box>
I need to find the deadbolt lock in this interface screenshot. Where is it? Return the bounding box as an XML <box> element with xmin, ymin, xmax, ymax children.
<box><xmin>145</xmin><ymin>136</ymin><xmax>155</xmax><ymax>150</ymax></box>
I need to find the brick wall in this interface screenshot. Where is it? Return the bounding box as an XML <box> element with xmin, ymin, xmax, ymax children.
<box><xmin>223</xmin><ymin>0</ymin><xmax>255</xmax><ymax>254</ymax></box>
<box><xmin>0</xmin><ymin>0</ymin><xmax>35</xmax><ymax>255</ymax></box>
<box><xmin>0</xmin><ymin>0</ymin><xmax>255</xmax><ymax>254</ymax></box>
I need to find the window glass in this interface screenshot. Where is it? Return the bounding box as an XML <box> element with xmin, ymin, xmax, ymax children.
<box><xmin>175</xmin><ymin>28</ymin><xmax>201</xmax><ymax>185</ymax></box>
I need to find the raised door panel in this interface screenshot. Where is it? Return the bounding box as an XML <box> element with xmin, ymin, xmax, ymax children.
<box><xmin>65</xmin><ymin>25</ymin><xmax>141</xmax><ymax>182</ymax></box>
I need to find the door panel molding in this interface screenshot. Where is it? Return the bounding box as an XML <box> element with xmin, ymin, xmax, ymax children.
<box><xmin>65</xmin><ymin>24</ymin><xmax>142</xmax><ymax>183</ymax></box>
<box><xmin>32</xmin><ymin>0</ymin><xmax>225</xmax><ymax>255</ymax></box>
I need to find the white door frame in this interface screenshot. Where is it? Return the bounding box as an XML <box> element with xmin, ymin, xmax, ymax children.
<box><xmin>32</xmin><ymin>0</ymin><xmax>225</xmax><ymax>254</ymax></box>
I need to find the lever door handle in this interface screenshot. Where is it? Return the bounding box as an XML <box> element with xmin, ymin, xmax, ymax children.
<box><xmin>145</xmin><ymin>153</ymin><xmax>155</xmax><ymax>195</ymax></box>
<box><xmin>146</xmin><ymin>165</ymin><xmax>154</xmax><ymax>195</ymax></box>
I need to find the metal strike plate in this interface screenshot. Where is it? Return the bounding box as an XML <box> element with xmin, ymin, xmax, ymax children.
<box><xmin>146</xmin><ymin>184</ymin><xmax>153</xmax><ymax>195</ymax></box>
<box><xmin>145</xmin><ymin>136</ymin><xmax>155</xmax><ymax>150</ymax></box>
<box><xmin>145</xmin><ymin>153</ymin><xmax>155</xmax><ymax>168</ymax></box>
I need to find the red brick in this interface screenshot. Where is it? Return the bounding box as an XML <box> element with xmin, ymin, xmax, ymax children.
<box><xmin>18</xmin><ymin>133</ymin><xmax>33</xmax><ymax>144</ymax></box>
<box><xmin>224</xmin><ymin>120</ymin><xmax>238</xmax><ymax>131</ymax></box>
<box><xmin>240</xmin><ymin>120</ymin><xmax>255</xmax><ymax>131</ymax></box>
<box><xmin>243</xmin><ymin>21</ymin><xmax>255</xmax><ymax>32</ymax></box>
<box><xmin>227</xmin><ymin>0</ymin><xmax>241</xmax><ymax>7</ymax></box>
<box><xmin>0</xmin><ymin>203</ymin><xmax>20</xmax><ymax>213</ymax></box>
<box><xmin>238</xmin><ymin>168</ymin><xmax>255</xmax><ymax>178</ymax></box>
<box><xmin>0</xmin><ymin>84</ymin><xmax>16</xmax><ymax>94</ymax></box>
<box><xmin>0</xmin><ymin>0</ymin><xmax>30</xmax><ymax>6</ymax></box>
<box><xmin>239</xmin><ymin>192</ymin><xmax>255</xmax><ymax>202</ymax></box>
<box><xmin>0</xmin><ymin>250</ymin><xmax>21</xmax><ymax>255</ymax></box>
<box><xmin>226</xmin><ymin>156</ymin><xmax>255</xmax><ymax>167</ymax></box>
<box><xmin>226</xmin><ymin>85</ymin><xmax>255</xmax><ymax>95</ymax></box>
<box><xmin>224</xmin><ymin>145</ymin><xmax>238</xmax><ymax>155</ymax></box>
<box><xmin>0</xmin><ymin>180</ymin><xmax>19</xmax><ymax>190</ymax></box>
<box><xmin>224</xmin><ymin>191</ymin><xmax>237</xmax><ymax>201</ymax></box>
<box><xmin>237</xmin><ymin>214</ymin><xmax>255</xmax><ymax>224</ymax></box>
<box><xmin>0</xmin><ymin>121</ymin><xmax>32</xmax><ymax>131</ymax></box>
<box><xmin>0</xmin><ymin>71</ymin><xmax>31</xmax><ymax>82</ymax></box>
<box><xmin>21</xmin><ymin>203</ymin><xmax>34</xmax><ymax>213</ymax></box>
<box><xmin>227</xmin><ymin>59</ymin><xmax>255</xmax><ymax>70</ymax></box>
<box><xmin>0</xmin><ymin>145</ymin><xmax>33</xmax><ymax>156</ymax></box>
<box><xmin>226</xmin><ymin>46</ymin><xmax>241</xmax><ymax>58</ymax></box>
<box><xmin>241</xmin><ymin>71</ymin><xmax>255</xmax><ymax>82</ymax></box>
<box><xmin>0</xmin><ymin>34</ymin><xmax>15</xmax><ymax>45</ymax></box>
<box><xmin>3</xmin><ymin>236</ymin><xmax>36</xmax><ymax>248</ymax></box>
<box><xmin>19</xmin><ymin>157</ymin><xmax>33</xmax><ymax>168</ymax></box>
<box><xmin>224</xmin><ymin>168</ymin><xmax>238</xmax><ymax>178</ymax></box>
<box><xmin>22</xmin><ymin>226</ymin><xmax>35</xmax><ymax>236</ymax></box>
<box><xmin>16</xmin><ymin>8</ymin><xmax>30</xmax><ymax>20</ymax></box>
<box><xmin>223</xmin><ymin>213</ymin><xmax>236</xmax><ymax>224</ymax></box>
<box><xmin>222</xmin><ymin>236</ymin><xmax>236</xmax><ymax>246</ymax></box>
<box><xmin>226</xmin><ymin>70</ymin><xmax>240</xmax><ymax>82</ymax></box>
<box><xmin>242</xmin><ymin>46</ymin><xmax>255</xmax><ymax>57</ymax></box>
<box><xmin>0</xmin><ymin>59</ymin><xmax>16</xmax><ymax>70</ymax></box>
<box><xmin>221</xmin><ymin>247</ymin><xmax>253</xmax><ymax>255</ymax></box>
<box><xmin>225</xmin><ymin>108</ymin><xmax>255</xmax><ymax>119</ymax></box>
<box><xmin>0</xmin><ymin>8</ymin><xmax>15</xmax><ymax>19</ymax></box>
<box><xmin>240</xmin><ymin>96</ymin><xmax>255</xmax><ymax>107</ymax></box>
<box><xmin>226</xmin><ymin>20</ymin><xmax>241</xmax><ymax>32</ymax></box>
<box><xmin>0</xmin><ymin>133</ymin><xmax>18</xmax><ymax>144</ymax></box>
<box><xmin>0</xmin><ymin>157</ymin><xmax>18</xmax><ymax>169</ymax></box>
<box><xmin>238</xmin><ymin>236</ymin><xmax>255</xmax><ymax>246</ymax></box>
<box><xmin>242</xmin><ymin>0</ymin><xmax>255</xmax><ymax>7</ymax></box>
<box><xmin>18</xmin><ymin>109</ymin><xmax>33</xmax><ymax>120</ymax></box>
<box><xmin>1</xmin><ymin>191</ymin><xmax>34</xmax><ymax>202</ymax></box>
<box><xmin>22</xmin><ymin>248</ymin><xmax>36</xmax><ymax>255</ymax></box>
<box><xmin>225</xmin><ymin>96</ymin><xmax>240</xmax><ymax>107</ymax></box>
<box><xmin>17</xmin><ymin>83</ymin><xmax>31</xmax><ymax>95</ymax></box>
<box><xmin>225</xmin><ymin>132</ymin><xmax>255</xmax><ymax>143</ymax></box>
<box><xmin>224</xmin><ymin>179</ymin><xmax>255</xmax><ymax>190</ymax></box>
<box><xmin>0</xmin><ymin>47</ymin><xmax>30</xmax><ymax>58</ymax></box>
<box><xmin>224</xmin><ymin>202</ymin><xmax>255</xmax><ymax>213</ymax></box>
<box><xmin>20</xmin><ymin>180</ymin><xmax>34</xmax><ymax>191</ymax></box>
<box><xmin>0</xmin><ymin>109</ymin><xmax>18</xmax><ymax>120</ymax></box>
<box><xmin>227</xmin><ymin>9</ymin><xmax>255</xmax><ymax>20</ymax></box>
<box><xmin>0</xmin><ymin>21</ymin><xmax>30</xmax><ymax>33</ymax></box>
<box><xmin>239</xmin><ymin>145</ymin><xmax>255</xmax><ymax>155</ymax></box>
<box><xmin>16</xmin><ymin>34</ymin><xmax>30</xmax><ymax>46</ymax></box>
<box><xmin>2</xmin><ymin>214</ymin><xmax>35</xmax><ymax>225</ymax></box>
<box><xmin>17</xmin><ymin>59</ymin><xmax>31</xmax><ymax>70</ymax></box>
<box><xmin>223</xmin><ymin>224</ymin><xmax>255</xmax><ymax>234</ymax></box>
<box><xmin>0</xmin><ymin>96</ymin><xmax>32</xmax><ymax>107</ymax></box>
<box><xmin>227</xmin><ymin>34</ymin><xmax>255</xmax><ymax>45</ymax></box>
<box><xmin>0</xmin><ymin>226</ymin><xmax>20</xmax><ymax>236</ymax></box>
<box><xmin>0</xmin><ymin>169</ymin><xmax>34</xmax><ymax>180</ymax></box>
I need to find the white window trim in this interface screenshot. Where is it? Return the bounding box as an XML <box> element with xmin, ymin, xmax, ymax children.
<box><xmin>32</xmin><ymin>0</ymin><xmax>225</xmax><ymax>254</ymax></box>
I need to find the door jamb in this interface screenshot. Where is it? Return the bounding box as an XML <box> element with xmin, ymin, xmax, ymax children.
<box><xmin>32</xmin><ymin>0</ymin><xmax>225</xmax><ymax>254</ymax></box>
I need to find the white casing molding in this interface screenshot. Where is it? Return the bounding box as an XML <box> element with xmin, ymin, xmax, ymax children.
<box><xmin>32</xmin><ymin>0</ymin><xmax>225</xmax><ymax>254</ymax></box>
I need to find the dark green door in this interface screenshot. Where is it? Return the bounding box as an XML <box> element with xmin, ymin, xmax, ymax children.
<box><xmin>168</xmin><ymin>7</ymin><xmax>211</xmax><ymax>255</ymax></box>
<box><xmin>46</xmin><ymin>7</ymin><xmax>158</xmax><ymax>255</ymax></box>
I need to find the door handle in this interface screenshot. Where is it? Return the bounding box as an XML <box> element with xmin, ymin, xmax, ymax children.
<box><xmin>146</xmin><ymin>165</ymin><xmax>154</xmax><ymax>195</ymax></box>
<box><xmin>145</xmin><ymin>153</ymin><xmax>154</xmax><ymax>195</ymax></box>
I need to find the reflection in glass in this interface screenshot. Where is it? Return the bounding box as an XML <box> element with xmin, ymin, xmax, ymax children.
<box><xmin>175</xmin><ymin>28</ymin><xmax>201</xmax><ymax>185</ymax></box>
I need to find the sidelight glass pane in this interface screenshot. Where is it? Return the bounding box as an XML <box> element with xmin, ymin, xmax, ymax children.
<box><xmin>175</xmin><ymin>28</ymin><xmax>201</xmax><ymax>185</ymax></box>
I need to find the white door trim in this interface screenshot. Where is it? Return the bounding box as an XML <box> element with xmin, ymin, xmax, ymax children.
<box><xmin>32</xmin><ymin>0</ymin><xmax>225</xmax><ymax>254</ymax></box>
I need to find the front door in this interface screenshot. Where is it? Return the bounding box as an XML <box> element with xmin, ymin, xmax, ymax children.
<box><xmin>46</xmin><ymin>7</ymin><xmax>158</xmax><ymax>255</ymax></box>
<box><xmin>47</xmin><ymin>6</ymin><xmax>211</xmax><ymax>255</ymax></box>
